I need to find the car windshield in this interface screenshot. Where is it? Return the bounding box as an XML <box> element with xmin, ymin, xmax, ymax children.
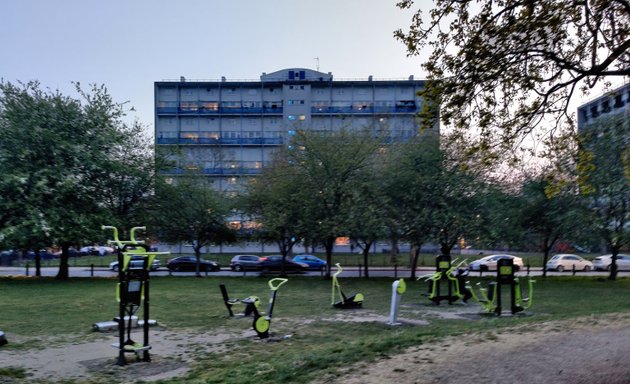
<box><xmin>550</xmin><ymin>255</ymin><xmax>560</xmax><ymax>261</ymax></box>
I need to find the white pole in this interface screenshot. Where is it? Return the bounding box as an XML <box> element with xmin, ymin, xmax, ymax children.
<box><xmin>387</xmin><ymin>279</ymin><xmax>406</xmax><ymax>326</ymax></box>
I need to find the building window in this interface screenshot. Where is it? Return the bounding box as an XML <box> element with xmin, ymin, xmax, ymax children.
<box><xmin>200</xmin><ymin>102</ymin><xmax>218</xmax><ymax>111</ymax></box>
<box><xmin>590</xmin><ymin>105</ymin><xmax>599</xmax><ymax>118</ymax></box>
<box><xmin>288</xmin><ymin>115</ymin><xmax>297</xmax><ymax>121</ymax></box>
<box><xmin>298</xmin><ymin>115</ymin><xmax>306</xmax><ymax>121</ymax></box>
<box><xmin>614</xmin><ymin>94</ymin><xmax>624</xmax><ymax>108</ymax></box>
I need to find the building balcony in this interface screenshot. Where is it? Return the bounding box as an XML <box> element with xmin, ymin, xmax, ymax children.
<box><xmin>156</xmin><ymin>137</ymin><xmax>284</xmax><ymax>146</ymax></box>
<box><xmin>162</xmin><ymin>167</ymin><xmax>263</xmax><ymax>176</ymax></box>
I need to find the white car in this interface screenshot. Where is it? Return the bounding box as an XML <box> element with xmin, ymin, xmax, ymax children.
<box><xmin>110</xmin><ymin>257</ymin><xmax>160</xmax><ymax>272</ymax></box>
<box><xmin>79</xmin><ymin>245</ymin><xmax>114</xmax><ymax>256</ymax></box>
<box><xmin>546</xmin><ymin>254</ymin><xmax>593</xmax><ymax>272</ymax></box>
<box><xmin>592</xmin><ymin>254</ymin><xmax>630</xmax><ymax>271</ymax></box>
<box><xmin>468</xmin><ymin>254</ymin><xmax>524</xmax><ymax>272</ymax></box>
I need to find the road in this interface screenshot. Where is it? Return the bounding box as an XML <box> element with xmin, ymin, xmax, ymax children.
<box><xmin>0</xmin><ymin>266</ymin><xmax>626</xmax><ymax>278</ymax></box>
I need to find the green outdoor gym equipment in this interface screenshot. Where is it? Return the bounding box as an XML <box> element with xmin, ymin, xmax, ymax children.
<box><xmin>219</xmin><ymin>284</ymin><xmax>261</xmax><ymax>317</ymax></box>
<box><xmin>252</xmin><ymin>278</ymin><xmax>288</xmax><ymax>339</ymax></box>
<box><xmin>417</xmin><ymin>255</ymin><xmax>467</xmax><ymax>305</ymax></box>
<box><xmin>102</xmin><ymin>225</ymin><xmax>169</xmax><ymax>366</ymax></box>
<box><xmin>467</xmin><ymin>258</ymin><xmax>535</xmax><ymax>315</ymax></box>
<box><xmin>332</xmin><ymin>263</ymin><xmax>364</xmax><ymax>308</ymax></box>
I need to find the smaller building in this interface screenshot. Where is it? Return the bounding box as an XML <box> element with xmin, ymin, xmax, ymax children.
<box><xmin>577</xmin><ymin>83</ymin><xmax>630</xmax><ymax>131</ymax></box>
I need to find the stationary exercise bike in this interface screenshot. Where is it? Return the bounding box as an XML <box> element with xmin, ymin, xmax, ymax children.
<box><xmin>252</xmin><ymin>278</ymin><xmax>288</xmax><ymax>339</ymax></box>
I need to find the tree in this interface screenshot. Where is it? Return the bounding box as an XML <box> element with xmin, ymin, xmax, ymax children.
<box><xmin>0</xmin><ymin>81</ymin><xmax>154</xmax><ymax>279</ymax></box>
<box><xmin>381</xmin><ymin>138</ymin><xmax>439</xmax><ymax>278</ymax></box>
<box><xmin>577</xmin><ymin>114</ymin><xmax>630</xmax><ymax>280</ymax></box>
<box><xmin>284</xmin><ymin>129</ymin><xmax>381</xmax><ymax>278</ymax></box>
<box><xmin>518</xmin><ymin>174</ymin><xmax>588</xmax><ymax>277</ymax></box>
<box><xmin>395</xmin><ymin>0</ymin><xmax>630</xmax><ymax>157</ymax></box>
<box><xmin>242</xmin><ymin>150</ymin><xmax>308</xmax><ymax>276</ymax></box>
<box><xmin>346</xmin><ymin>166</ymin><xmax>389</xmax><ymax>278</ymax></box>
<box><xmin>146</xmin><ymin>177</ymin><xmax>236</xmax><ymax>277</ymax></box>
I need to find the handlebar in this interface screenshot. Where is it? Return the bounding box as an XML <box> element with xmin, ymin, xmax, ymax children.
<box><xmin>268</xmin><ymin>278</ymin><xmax>288</xmax><ymax>291</ymax></box>
<box><xmin>102</xmin><ymin>225</ymin><xmax>146</xmax><ymax>247</ymax></box>
<box><xmin>129</xmin><ymin>227</ymin><xmax>146</xmax><ymax>244</ymax></box>
<box><xmin>333</xmin><ymin>263</ymin><xmax>343</xmax><ymax>278</ymax></box>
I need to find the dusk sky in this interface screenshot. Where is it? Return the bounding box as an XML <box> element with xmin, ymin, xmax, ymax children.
<box><xmin>1</xmin><ymin>0</ymin><xmax>429</xmax><ymax>134</ymax></box>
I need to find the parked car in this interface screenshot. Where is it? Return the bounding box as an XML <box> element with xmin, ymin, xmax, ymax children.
<box><xmin>79</xmin><ymin>246</ymin><xmax>114</xmax><ymax>256</ymax></box>
<box><xmin>468</xmin><ymin>254</ymin><xmax>524</xmax><ymax>272</ymax></box>
<box><xmin>230</xmin><ymin>254</ymin><xmax>261</xmax><ymax>271</ymax></box>
<box><xmin>546</xmin><ymin>254</ymin><xmax>593</xmax><ymax>272</ymax></box>
<box><xmin>24</xmin><ymin>249</ymin><xmax>58</xmax><ymax>260</ymax></box>
<box><xmin>292</xmin><ymin>254</ymin><xmax>326</xmax><ymax>271</ymax></box>
<box><xmin>259</xmin><ymin>255</ymin><xmax>307</xmax><ymax>273</ymax></box>
<box><xmin>109</xmin><ymin>256</ymin><xmax>160</xmax><ymax>272</ymax></box>
<box><xmin>592</xmin><ymin>254</ymin><xmax>630</xmax><ymax>271</ymax></box>
<box><xmin>167</xmin><ymin>256</ymin><xmax>220</xmax><ymax>272</ymax></box>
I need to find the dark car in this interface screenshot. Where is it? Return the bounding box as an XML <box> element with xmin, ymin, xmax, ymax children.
<box><xmin>230</xmin><ymin>254</ymin><xmax>261</xmax><ymax>271</ymax></box>
<box><xmin>167</xmin><ymin>256</ymin><xmax>220</xmax><ymax>272</ymax></box>
<box><xmin>292</xmin><ymin>254</ymin><xmax>327</xmax><ymax>271</ymax></box>
<box><xmin>259</xmin><ymin>255</ymin><xmax>307</xmax><ymax>273</ymax></box>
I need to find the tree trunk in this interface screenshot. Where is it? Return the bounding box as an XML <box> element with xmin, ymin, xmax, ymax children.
<box><xmin>541</xmin><ymin>234</ymin><xmax>558</xmax><ymax>278</ymax></box>
<box><xmin>390</xmin><ymin>235</ymin><xmax>399</xmax><ymax>264</ymax></box>
<box><xmin>56</xmin><ymin>244</ymin><xmax>70</xmax><ymax>280</ymax></box>
<box><xmin>410</xmin><ymin>245</ymin><xmax>422</xmax><ymax>279</ymax></box>
<box><xmin>608</xmin><ymin>246</ymin><xmax>621</xmax><ymax>281</ymax></box>
<box><xmin>194</xmin><ymin>244</ymin><xmax>203</xmax><ymax>277</ymax></box>
<box><xmin>324</xmin><ymin>237</ymin><xmax>335</xmax><ymax>279</ymax></box>
<box><xmin>362</xmin><ymin>241</ymin><xmax>372</xmax><ymax>278</ymax></box>
<box><xmin>35</xmin><ymin>250</ymin><xmax>42</xmax><ymax>277</ymax></box>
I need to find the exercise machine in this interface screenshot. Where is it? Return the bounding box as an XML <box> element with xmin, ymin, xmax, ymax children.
<box><xmin>417</xmin><ymin>255</ymin><xmax>469</xmax><ymax>305</ymax></box>
<box><xmin>387</xmin><ymin>278</ymin><xmax>406</xmax><ymax>326</ymax></box>
<box><xmin>331</xmin><ymin>263</ymin><xmax>364</xmax><ymax>309</ymax></box>
<box><xmin>219</xmin><ymin>284</ymin><xmax>261</xmax><ymax>317</ymax></box>
<box><xmin>103</xmin><ymin>225</ymin><xmax>169</xmax><ymax>366</ymax></box>
<box><xmin>467</xmin><ymin>258</ymin><xmax>535</xmax><ymax>315</ymax></box>
<box><xmin>252</xmin><ymin>278</ymin><xmax>288</xmax><ymax>339</ymax></box>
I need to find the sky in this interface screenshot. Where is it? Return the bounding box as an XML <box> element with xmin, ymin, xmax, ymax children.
<box><xmin>0</xmin><ymin>0</ymin><xmax>428</xmax><ymax>135</ymax></box>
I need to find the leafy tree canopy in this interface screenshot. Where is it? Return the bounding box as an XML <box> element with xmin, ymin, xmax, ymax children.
<box><xmin>396</xmin><ymin>0</ymin><xmax>630</xmax><ymax>158</ymax></box>
<box><xmin>0</xmin><ymin>81</ymin><xmax>155</xmax><ymax>278</ymax></box>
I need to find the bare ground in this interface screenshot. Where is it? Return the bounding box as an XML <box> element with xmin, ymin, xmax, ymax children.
<box><xmin>315</xmin><ymin>312</ymin><xmax>630</xmax><ymax>384</ymax></box>
<box><xmin>2</xmin><ymin>313</ymin><xmax>630</xmax><ymax>383</ymax></box>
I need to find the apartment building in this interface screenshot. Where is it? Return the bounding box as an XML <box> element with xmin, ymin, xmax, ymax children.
<box><xmin>155</xmin><ymin>68</ymin><xmax>436</xmax><ymax>194</ymax></box>
<box><xmin>578</xmin><ymin>82</ymin><xmax>630</xmax><ymax>132</ymax></box>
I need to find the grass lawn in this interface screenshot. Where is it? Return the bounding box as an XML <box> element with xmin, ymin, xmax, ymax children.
<box><xmin>1</xmin><ymin>275</ymin><xmax>630</xmax><ymax>383</ymax></box>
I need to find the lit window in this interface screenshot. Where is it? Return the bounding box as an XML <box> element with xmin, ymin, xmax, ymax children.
<box><xmin>298</xmin><ymin>115</ymin><xmax>306</xmax><ymax>121</ymax></box>
<box><xmin>288</xmin><ymin>115</ymin><xmax>297</xmax><ymax>121</ymax></box>
<box><xmin>288</xmin><ymin>130</ymin><xmax>296</xmax><ymax>136</ymax></box>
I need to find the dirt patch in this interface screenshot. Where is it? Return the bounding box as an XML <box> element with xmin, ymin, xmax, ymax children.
<box><xmin>314</xmin><ymin>313</ymin><xmax>630</xmax><ymax>384</ymax></box>
<box><xmin>3</xmin><ymin>313</ymin><xmax>630</xmax><ymax>383</ymax></box>
<box><xmin>0</xmin><ymin>327</ymin><xmax>236</xmax><ymax>383</ymax></box>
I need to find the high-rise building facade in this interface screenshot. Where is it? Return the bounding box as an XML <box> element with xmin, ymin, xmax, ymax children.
<box><xmin>154</xmin><ymin>68</ymin><xmax>436</xmax><ymax>194</ymax></box>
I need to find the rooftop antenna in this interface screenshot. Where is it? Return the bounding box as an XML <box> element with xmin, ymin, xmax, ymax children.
<box><xmin>314</xmin><ymin>57</ymin><xmax>320</xmax><ymax>72</ymax></box>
